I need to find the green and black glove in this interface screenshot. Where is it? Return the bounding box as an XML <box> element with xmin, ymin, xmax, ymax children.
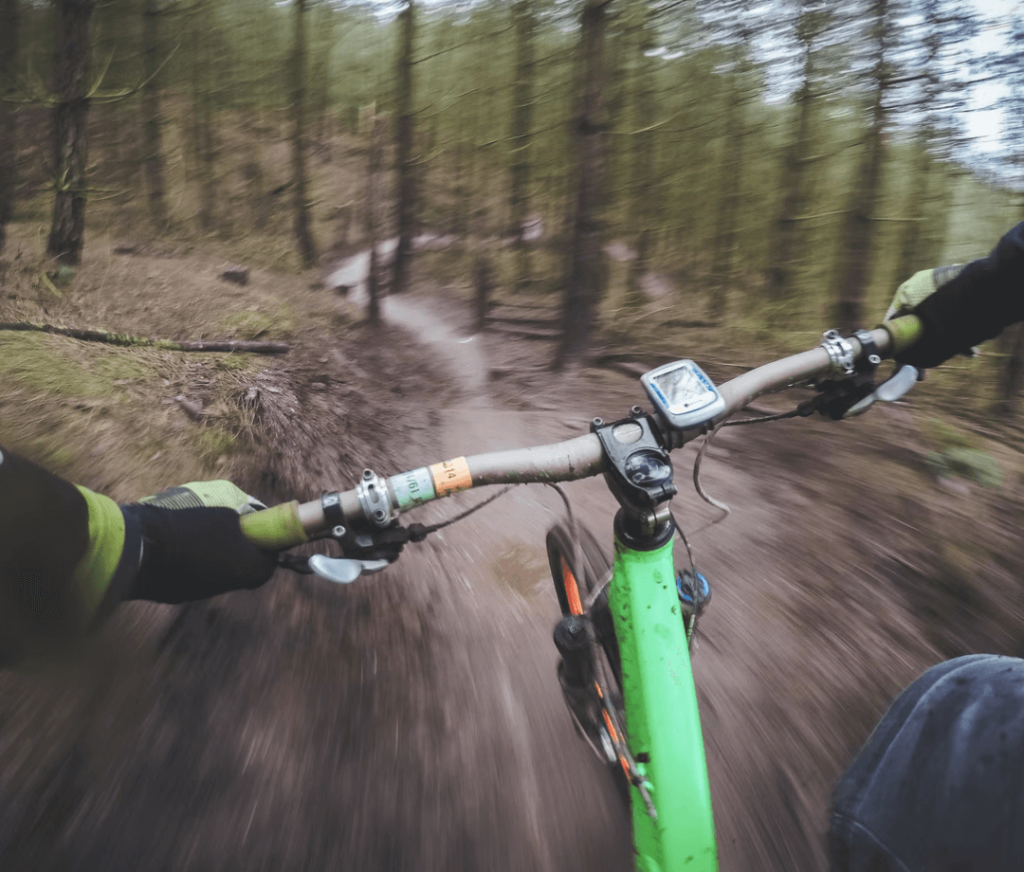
<box><xmin>119</xmin><ymin>481</ymin><xmax>278</xmax><ymax>605</ymax></box>
<box><xmin>884</xmin><ymin>265</ymin><xmax>966</xmax><ymax>322</ymax></box>
<box><xmin>883</xmin><ymin>221</ymin><xmax>1024</xmax><ymax>369</ymax></box>
<box><xmin>883</xmin><ymin>264</ymin><xmax>979</xmax><ymax>369</ymax></box>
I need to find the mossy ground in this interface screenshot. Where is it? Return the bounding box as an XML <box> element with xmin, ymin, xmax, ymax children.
<box><xmin>0</xmin><ymin>220</ymin><xmax>352</xmax><ymax>500</ymax></box>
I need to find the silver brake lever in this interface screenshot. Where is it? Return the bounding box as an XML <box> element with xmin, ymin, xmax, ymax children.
<box><xmin>308</xmin><ymin>555</ymin><xmax>391</xmax><ymax>584</ymax></box>
<box><xmin>843</xmin><ymin>365</ymin><xmax>920</xmax><ymax>418</ymax></box>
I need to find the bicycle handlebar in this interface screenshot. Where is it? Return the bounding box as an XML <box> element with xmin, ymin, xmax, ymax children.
<box><xmin>241</xmin><ymin>316</ymin><xmax>922</xmax><ymax>550</ymax></box>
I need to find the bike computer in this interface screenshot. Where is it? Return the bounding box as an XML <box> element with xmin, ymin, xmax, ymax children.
<box><xmin>641</xmin><ymin>359</ymin><xmax>726</xmax><ymax>430</ymax></box>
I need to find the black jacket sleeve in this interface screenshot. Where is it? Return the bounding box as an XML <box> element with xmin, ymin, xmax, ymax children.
<box><xmin>900</xmin><ymin>220</ymin><xmax>1024</xmax><ymax>369</ymax></box>
<box><xmin>0</xmin><ymin>447</ymin><xmax>92</xmax><ymax>665</ymax></box>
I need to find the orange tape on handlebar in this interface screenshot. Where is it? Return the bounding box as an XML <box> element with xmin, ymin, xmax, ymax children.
<box><xmin>429</xmin><ymin>457</ymin><xmax>473</xmax><ymax>497</ymax></box>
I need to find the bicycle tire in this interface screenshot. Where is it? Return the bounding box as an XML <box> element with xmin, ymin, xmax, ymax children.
<box><xmin>546</xmin><ymin>524</ymin><xmax>629</xmax><ymax>804</ymax></box>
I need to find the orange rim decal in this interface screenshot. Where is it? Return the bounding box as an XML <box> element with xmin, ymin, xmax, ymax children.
<box><xmin>429</xmin><ymin>457</ymin><xmax>472</xmax><ymax>497</ymax></box>
<box><xmin>603</xmin><ymin>708</ymin><xmax>618</xmax><ymax>743</ymax></box>
<box><xmin>561</xmin><ymin>556</ymin><xmax>583</xmax><ymax>615</ymax></box>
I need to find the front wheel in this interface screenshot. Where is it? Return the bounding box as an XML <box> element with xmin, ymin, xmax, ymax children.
<box><xmin>545</xmin><ymin>523</ymin><xmax>608</xmax><ymax>617</ymax></box>
<box><xmin>546</xmin><ymin>524</ymin><xmax>628</xmax><ymax>803</ymax></box>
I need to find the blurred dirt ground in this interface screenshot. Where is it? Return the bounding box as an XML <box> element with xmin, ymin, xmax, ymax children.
<box><xmin>2</xmin><ymin>226</ymin><xmax>1024</xmax><ymax>871</ymax></box>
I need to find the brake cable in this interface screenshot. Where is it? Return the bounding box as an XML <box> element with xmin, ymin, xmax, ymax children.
<box><xmin>686</xmin><ymin>402</ymin><xmax>806</xmax><ymax>543</ymax></box>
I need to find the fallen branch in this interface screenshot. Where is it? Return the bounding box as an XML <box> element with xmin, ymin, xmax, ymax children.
<box><xmin>0</xmin><ymin>322</ymin><xmax>289</xmax><ymax>355</ymax></box>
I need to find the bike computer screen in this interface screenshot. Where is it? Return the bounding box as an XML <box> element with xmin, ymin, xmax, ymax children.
<box><xmin>641</xmin><ymin>359</ymin><xmax>726</xmax><ymax>430</ymax></box>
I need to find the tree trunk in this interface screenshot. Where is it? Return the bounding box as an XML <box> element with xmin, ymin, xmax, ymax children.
<box><xmin>391</xmin><ymin>1</ymin><xmax>416</xmax><ymax>295</ymax></box>
<box><xmin>628</xmin><ymin>0</ymin><xmax>656</xmax><ymax>244</ymax></box>
<box><xmin>766</xmin><ymin>81</ymin><xmax>813</xmax><ymax>302</ymax></box>
<box><xmin>766</xmin><ymin>0</ymin><xmax>823</xmax><ymax>303</ymax></box>
<box><xmin>834</xmin><ymin>0</ymin><xmax>890</xmax><ymax>332</ymax></box>
<box><xmin>475</xmin><ymin>255</ymin><xmax>492</xmax><ymax>333</ymax></box>
<box><xmin>0</xmin><ymin>0</ymin><xmax>20</xmax><ymax>255</ymax></box>
<box><xmin>47</xmin><ymin>0</ymin><xmax>96</xmax><ymax>266</ymax></box>
<box><xmin>197</xmin><ymin>93</ymin><xmax>217</xmax><ymax>232</ymax></box>
<box><xmin>922</xmin><ymin>163</ymin><xmax>953</xmax><ymax>267</ymax></box>
<box><xmin>708</xmin><ymin>51</ymin><xmax>746</xmax><ymax>322</ymax></box>
<box><xmin>190</xmin><ymin>2</ymin><xmax>218</xmax><ymax>234</ymax></box>
<box><xmin>893</xmin><ymin>139</ymin><xmax>932</xmax><ymax>282</ymax></box>
<box><xmin>141</xmin><ymin>0</ymin><xmax>167</xmax><ymax>229</ymax></box>
<box><xmin>556</xmin><ymin>0</ymin><xmax>611</xmax><ymax>370</ymax></box>
<box><xmin>509</xmin><ymin>0</ymin><xmax>535</xmax><ymax>290</ymax></box>
<box><xmin>895</xmin><ymin>4</ymin><xmax>947</xmax><ymax>285</ymax></box>
<box><xmin>291</xmin><ymin>0</ymin><xmax>317</xmax><ymax>268</ymax></box>
<box><xmin>452</xmin><ymin>142</ymin><xmax>468</xmax><ymax>237</ymax></box>
<box><xmin>365</xmin><ymin>117</ymin><xmax>384</xmax><ymax>326</ymax></box>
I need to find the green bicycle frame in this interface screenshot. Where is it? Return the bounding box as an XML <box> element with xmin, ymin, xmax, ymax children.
<box><xmin>610</xmin><ymin>535</ymin><xmax>717</xmax><ymax>872</ymax></box>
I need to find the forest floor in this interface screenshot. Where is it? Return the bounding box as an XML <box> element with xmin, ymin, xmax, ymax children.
<box><xmin>1</xmin><ymin>223</ymin><xmax>1024</xmax><ymax>871</ymax></box>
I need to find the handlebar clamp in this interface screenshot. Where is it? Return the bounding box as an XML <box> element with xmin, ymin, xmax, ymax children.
<box><xmin>357</xmin><ymin>469</ymin><xmax>392</xmax><ymax>528</ymax></box>
<box><xmin>821</xmin><ymin>330</ymin><xmax>856</xmax><ymax>376</ymax></box>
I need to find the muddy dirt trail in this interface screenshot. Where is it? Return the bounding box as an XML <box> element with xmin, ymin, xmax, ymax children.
<box><xmin>1</xmin><ymin>271</ymin><xmax>946</xmax><ymax>872</ymax></box>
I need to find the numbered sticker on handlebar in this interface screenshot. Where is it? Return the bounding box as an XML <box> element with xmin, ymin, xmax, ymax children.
<box><xmin>393</xmin><ymin>467</ymin><xmax>437</xmax><ymax>509</ymax></box>
<box><xmin>430</xmin><ymin>457</ymin><xmax>473</xmax><ymax>497</ymax></box>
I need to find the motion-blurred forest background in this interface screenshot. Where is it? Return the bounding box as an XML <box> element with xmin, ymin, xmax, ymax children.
<box><xmin>3</xmin><ymin>4</ymin><xmax>1024</xmax><ymax>870</ymax></box>
<box><xmin>0</xmin><ymin>0</ymin><xmax>1021</xmax><ymax>387</ymax></box>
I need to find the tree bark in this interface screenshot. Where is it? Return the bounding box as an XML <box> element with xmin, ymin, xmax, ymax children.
<box><xmin>766</xmin><ymin>0</ymin><xmax>824</xmax><ymax>303</ymax></box>
<box><xmin>47</xmin><ymin>0</ymin><xmax>95</xmax><ymax>266</ymax></box>
<box><xmin>391</xmin><ymin>1</ymin><xmax>416</xmax><ymax>295</ymax></box>
<box><xmin>196</xmin><ymin>90</ymin><xmax>217</xmax><ymax>232</ymax></box>
<box><xmin>627</xmin><ymin>0</ymin><xmax>656</xmax><ymax>306</ymax></box>
<box><xmin>141</xmin><ymin>0</ymin><xmax>168</xmax><ymax>229</ymax></box>
<box><xmin>452</xmin><ymin>142</ymin><xmax>468</xmax><ymax>237</ymax></box>
<box><xmin>834</xmin><ymin>0</ymin><xmax>891</xmax><ymax>332</ymax></box>
<box><xmin>189</xmin><ymin>0</ymin><xmax>218</xmax><ymax>234</ymax></box>
<box><xmin>474</xmin><ymin>255</ymin><xmax>493</xmax><ymax>333</ymax></box>
<box><xmin>894</xmin><ymin>2</ymin><xmax>944</xmax><ymax>284</ymax></box>
<box><xmin>291</xmin><ymin>0</ymin><xmax>317</xmax><ymax>268</ymax></box>
<box><xmin>893</xmin><ymin>140</ymin><xmax>932</xmax><ymax>281</ymax></box>
<box><xmin>509</xmin><ymin>0</ymin><xmax>535</xmax><ymax>290</ymax></box>
<box><xmin>709</xmin><ymin>47</ymin><xmax>747</xmax><ymax>322</ymax></box>
<box><xmin>365</xmin><ymin>117</ymin><xmax>384</xmax><ymax>326</ymax></box>
<box><xmin>0</xmin><ymin>0</ymin><xmax>19</xmax><ymax>255</ymax></box>
<box><xmin>556</xmin><ymin>0</ymin><xmax>611</xmax><ymax>370</ymax></box>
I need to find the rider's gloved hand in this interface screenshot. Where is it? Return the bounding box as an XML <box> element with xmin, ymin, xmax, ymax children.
<box><xmin>118</xmin><ymin>481</ymin><xmax>278</xmax><ymax>605</ymax></box>
<box><xmin>884</xmin><ymin>265</ymin><xmax>965</xmax><ymax>322</ymax></box>
<box><xmin>884</xmin><ymin>264</ymin><xmax>985</xmax><ymax>369</ymax></box>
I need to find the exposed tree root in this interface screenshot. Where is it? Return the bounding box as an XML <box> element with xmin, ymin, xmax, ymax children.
<box><xmin>0</xmin><ymin>321</ymin><xmax>289</xmax><ymax>354</ymax></box>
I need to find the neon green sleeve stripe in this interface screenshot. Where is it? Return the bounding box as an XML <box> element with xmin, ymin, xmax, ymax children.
<box><xmin>71</xmin><ymin>486</ymin><xmax>126</xmax><ymax>625</ymax></box>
